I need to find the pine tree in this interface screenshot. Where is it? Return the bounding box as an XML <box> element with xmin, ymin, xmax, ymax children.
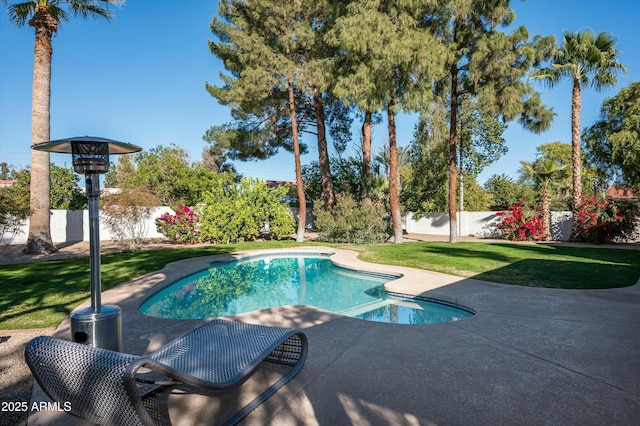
<box><xmin>207</xmin><ymin>0</ymin><xmax>353</xmax><ymax>214</ymax></box>
<box><xmin>207</xmin><ymin>0</ymin><xmax>311</xmax><ymax>240</ymax></box>
<box><xmin>327</xmin><ymin>0</ymin><xmax>449</xmax><ymax>243</ymax></box>
<box><xmin>440</xmin><ymin>0</ymin><xmax>555</xmax><ymax>242</ymax></box>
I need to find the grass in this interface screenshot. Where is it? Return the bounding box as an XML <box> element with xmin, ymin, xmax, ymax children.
<box><xmin>1</xmin><ymin>240</ymin><xmax>639</xmax><ymax>330</ymax></box>
<box><xmin>353</xmin><ymin>242</ymin><xmax>640</xmax><ymax>289</ymax></box>
<box><xmin>0</xmin><ymin>241</ymin><xmax>299</xmax><ymax>330</ymax></box>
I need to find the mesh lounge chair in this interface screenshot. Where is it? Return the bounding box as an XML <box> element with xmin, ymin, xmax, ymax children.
<box><xmin>25</xmin><ymin>319</ymin><xmax>308</xmax><ymax>426</ymax></box>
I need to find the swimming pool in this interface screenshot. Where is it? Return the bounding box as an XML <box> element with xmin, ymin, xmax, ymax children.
<box><xmin>139</xmin><ymin>253</ymin><xmax>474</xmax><ymax>324</ymax></box>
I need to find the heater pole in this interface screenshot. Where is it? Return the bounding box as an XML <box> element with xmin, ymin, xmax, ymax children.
<box><xmin>86</xmin><ymin>174</ymin><xmax>102</xmax><ymax>313</ymax></box>
<box><xmin>32</xmin><ymin>136</ymin><xmax>142</xmax><ymax>351</ymax></box>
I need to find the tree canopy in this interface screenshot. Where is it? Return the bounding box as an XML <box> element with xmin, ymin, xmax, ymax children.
<box><xmin>583</xmin><ymin>81</ymin><xmax>640</xmax><ymax>186</ymax></box>
<box><xmin>105</xmin><ymin>144</ymin><xmax>225</xmax><ymax>207</ymax></box>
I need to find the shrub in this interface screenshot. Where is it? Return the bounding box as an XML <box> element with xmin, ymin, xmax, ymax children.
<box><xmin>573</xmin><ymin>194</ymin><xmax>640</xmax><ymax>243</ymax></box>
<box><xmin>198</xmin><ymin>177</ymin><xmax>295</xmax><ymax>244</ymax></box>
<box><xmin>102</xmin><ymin>188</ymin><xmax>160</xmax><ymax>250</ymax></box>
<box><xmin>314</xmin><ymin>194</ymin><xmax>390</xmax><ymax>243</ymax></box>
<box><xmin>0</xmin><ymin>185</ymin><xmax>29</xmax><ymax>246</ymax></box>
<box><xmin>496</xmin><ymin>200</ymin><xmax>544</xmax><ymax>241</ymax></box>
<box><xmin>156</xmin><ymin>205</ymin><xmax>200</xmax><ymax>244</ymax></box>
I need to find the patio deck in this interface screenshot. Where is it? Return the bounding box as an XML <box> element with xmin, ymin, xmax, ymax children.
<box><xmin>28</xmin><ymin>246</ymin><xmax>640</xmax><ymax>425</ymax></box>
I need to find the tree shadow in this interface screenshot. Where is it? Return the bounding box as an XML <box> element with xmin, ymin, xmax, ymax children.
<box><xmin>410</xmin><ymin>242</ymin><xmax>640</xmax><ymax>289</ymax></box>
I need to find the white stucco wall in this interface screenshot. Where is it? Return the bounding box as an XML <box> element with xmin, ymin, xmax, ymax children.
<box><xmin>403</xmin><ymin>211</ymin><xmax>574</xmax><ymax>240</ymax></box>
<box><xmin>3</xmin><ymin>208</ymin><xmax>637</xmax><ymax>245</ymax></box>
<box><xmin>1</xmin><ymin>207</ymin><xmax>172</xmax><ymax>245</ymax></box>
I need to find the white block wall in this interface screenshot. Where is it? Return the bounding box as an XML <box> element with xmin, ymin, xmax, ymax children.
<box><xmin>1</xmin><ymin>207</ymin><xmax>173</xmax><ymax>245</ymax></box>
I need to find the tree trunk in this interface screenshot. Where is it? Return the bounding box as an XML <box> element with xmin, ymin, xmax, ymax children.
<box><xmin>448</xmin><ymin>65</ymin><xmax>458</xmax><ymax>243</ymax></box>
<box><xmin>25</xmin><ymin>8</ymin><xmax>57</xmax><ymax>255</ymax></box>
<box><xmin>542</xmin><ymin>185</ymin><xmax>551</xmax><ymax>241</ymax></box>
<box><xmin>459</xmin><ymin>139</ymin><xmax>464</xmax><ymax>213</ymax></box>
<box><xmin>387</xmin><ymin>98</ymin><xmax>402</xmax><ymax>244</ymax></box>
<box><xmin>313</xmin><ymin>85</ymin><xmax>334</xmax><ymax>211</ymax></box>
<box><xmin>569</xmin><ymin>79</ymin><xmax>582</xmax><ymax>240</ymax></box>
<box><xmin>361</xmin><ymin>110</ymin><xmax>373</xmax><ymax>201</ymax></box>
<box><xmin>288</xmin><ymin>74</ymin><xmax>306</xmax><ymax>242</ymax></box>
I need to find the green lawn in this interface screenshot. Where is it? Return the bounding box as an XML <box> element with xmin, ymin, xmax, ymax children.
<box><xmin>1</xmin><ymin>240</ymin><xmax>638</xmax><ymax>330</ymax></box>
<box><xmin>355</xmin><ymin>242</ymin><xmax>640</xmax><ymax>289</ymax></box>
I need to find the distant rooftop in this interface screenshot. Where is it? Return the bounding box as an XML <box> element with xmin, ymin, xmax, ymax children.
<box><xmin>607</xmin><ymin>184</ymin><xmax>639</xmax><ymax>199</ymax></box>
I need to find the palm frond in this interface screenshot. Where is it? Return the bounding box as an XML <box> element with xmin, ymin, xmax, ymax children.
<box><xmin>530</xmin><ymin>66</ymin><xmax>562</xmax><ymax>87</ymax></box>
<box><xmin>5</xmin><ymin>1</ymin><xmax>37</xmax><ymax>27</ymax></box>
<box><xmin>66</xmin><ymin>0</ymin><xmax>124</xmax><ymax>21</ymax></box>
<box><xmin>554</xmin><ymin>29</ymin><xmax>626</xmax><ymax>90</ymax></box>
<box><xmin>520</xmin><ymin>159</ymin><xmax>568</xmax><ymax>184</ymax></box>
<box><xmin>48</xmin><ymin>3</ymin><xmax>69</xmax><ymax>23</ymax></box>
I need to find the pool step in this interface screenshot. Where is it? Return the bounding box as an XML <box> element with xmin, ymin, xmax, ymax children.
<box><xmin>337</xmin><ymin>298</ymin><xmax>393</xmax><ymax>317</ymax></box>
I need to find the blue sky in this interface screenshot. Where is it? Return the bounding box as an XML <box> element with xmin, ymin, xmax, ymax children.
<box><xmin>1</xmin><ymin>0</ymin><xmax>638</xmax><ymax>186</ymax></box>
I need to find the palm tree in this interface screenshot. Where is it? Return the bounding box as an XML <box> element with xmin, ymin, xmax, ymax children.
<box><xmin>374</xmin><ymin>142</ymin><xmax>411</xmax><ymax>196</ymax></box>
<box><xmin>532</xmin><ymin>30</ymin><xmax>626</xmax><ymax>240</ymax></box>
<box><xmin>520</xmin><ymin>159</ymin><xmax>568</xmax><ymax>241</ymax></box>
<box><xmin>3</xmin><ymin>0</ymin><xmax>123</xmax><ymax>254</ymax></box>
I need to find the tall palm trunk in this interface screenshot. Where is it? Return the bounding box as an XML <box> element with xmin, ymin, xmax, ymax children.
<box><xmin>387</xmin><ymin>97</ymin><xmax>402</xmax><ymax>244</ymax></box>
<box><xmin>313</xmin><ymin>85</ymin><xmax>334</xmax><ymax>211</ymax></box>
<box><xmin>448</xmin><ymin>64</ymin><xmax>459</xmax><ymax>243</ymax></box>
<box><xmin>569</xmin><ymin>79</ymin><xmax>582</xmax><ymax>240</ymax></box>
<box><xmin>361</xmin><ymin>110</ymin><xmax>373</xmax><ymax>201</ymax></box>
<box><xmin>288</xmin><ymin>73</ymin><xmax>306</xmax><ymax>242</ymax></box>
<box><xmin>25</xmin><ymin>7</ymin><xmax>57</xmax><ymax>254</ymax></box>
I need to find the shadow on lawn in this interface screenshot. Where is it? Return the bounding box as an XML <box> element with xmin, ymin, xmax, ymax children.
<box><xmin>471</xmin><ymin>259</ymin><xmax>639</xmax><ymax>289</ymax></box>
<box><xmin>412</xmin><ymin>242</ymin><xmax>640</xmax><ymax>289</ymax></box>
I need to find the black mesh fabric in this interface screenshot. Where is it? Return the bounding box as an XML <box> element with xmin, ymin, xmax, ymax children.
<box><xmin>25</xmin><ymin>319</ymin><xmax>307</xmax><ymax>426</ymax></box>
<box><xmin>25</xmin><ymin>336</ymin><xmax>146</xmax><ymax>425</ymax></box>
<box><xmin>149</xmin><ymin>320</ymin><xmax>306</xmax><ymax>388</ymax></box>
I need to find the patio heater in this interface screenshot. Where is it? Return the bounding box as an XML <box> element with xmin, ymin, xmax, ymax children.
<box><xmin>33</xmin><ymin>136</ymin><xmax>142</xmax><ymax>351</ymax></box>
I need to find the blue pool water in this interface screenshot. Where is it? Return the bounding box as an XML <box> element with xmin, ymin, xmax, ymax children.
<box><xmin>139</xmin><ymin>254</ymin><xmax>474</xmax><ymax>324</ymax></box>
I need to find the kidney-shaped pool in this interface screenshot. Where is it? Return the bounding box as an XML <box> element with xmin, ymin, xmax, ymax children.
<box><xmin>139</xmin><ymin>253</ymin><xmax>475</xmax><ymax>324</ymax></box>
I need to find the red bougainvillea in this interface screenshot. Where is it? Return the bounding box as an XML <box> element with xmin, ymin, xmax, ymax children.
<box><xmin>496</xmin><ymin>200</ymin><xmax>545</xmax><ymax>241</ymax></box>
<box><xmin>574</xmin><ymin>194</ymin><xmax>639</xmax><ymax>243</ymax></box>
<box><xmin>155</xmin><ymin>205</ymin><xmax>200</xmax><ymax>244</ymax></box>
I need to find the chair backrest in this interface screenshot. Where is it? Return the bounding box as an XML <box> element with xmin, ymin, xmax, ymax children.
<box><xmin>25</xmin><ymin>336</ymin><xmax>149</xmax><ymax>426</ymax></box>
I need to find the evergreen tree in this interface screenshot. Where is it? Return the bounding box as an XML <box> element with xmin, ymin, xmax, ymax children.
<box><xmin>327</xmin><ymin>0</ymin><xmax>449</xmax><ymax>243</ymax></box>
<box><xmin>207</xmin><ymin>0</ymin><xmax>353</xmax><ymax>215</ymax></box>
<box><xmin>439</xmin><ymin>0</ymin><xmax>555</xmax><ymax>242</ymax></box>
<box><xmin>403</xmin><ymin>104</ymin><xmax>449</xmax><ymax>214</ymax></box>
<box><xmin>49</xmin><ymin>165</ymin><xmax>86</xmax><ymax>210</ymax></box>
<box><xmin>484</xmin><ymin>174</ymin><xmax>535</xmax><ymax>210</ymax></box>
<box><xmin>207</xmin><ymin>0</ymin><xmax>310</xmax><ymax>240</ymax></box>
<box><xmin>106</xmin><ymin>145</ymin><xmax>224</xmax><ymax>207</ymax></box>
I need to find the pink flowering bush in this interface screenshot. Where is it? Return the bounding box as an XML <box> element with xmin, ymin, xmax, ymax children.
<box><xmin>496</xmin><ymin>200</ymin><xmax>544</xmax><ymax>241</ymax></box>
<box><xmin>574</xmin><ymin>195</ymin><xmax>639</xmax><ymax>243</ymax></box>
<box><xmin>156</xmin><ymin>205</ymin><xmax>200</xmax><ymax>244</ymax></box>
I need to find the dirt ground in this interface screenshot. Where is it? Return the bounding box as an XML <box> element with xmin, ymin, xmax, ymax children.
<box><xmin>0</xmin><ymin>238</ymin><xmax>178</xmax><ymax>266</ymax></box>
<box><xmin>0</xmin><ymin>329</ymin><xmax>55</xmax><ymax>426</ymax></box>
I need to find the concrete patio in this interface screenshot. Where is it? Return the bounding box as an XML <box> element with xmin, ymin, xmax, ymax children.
<box><xmin>28</xmin><ymin>246</ymin><xmax>640</xmax><ymax>425</ymax></box>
